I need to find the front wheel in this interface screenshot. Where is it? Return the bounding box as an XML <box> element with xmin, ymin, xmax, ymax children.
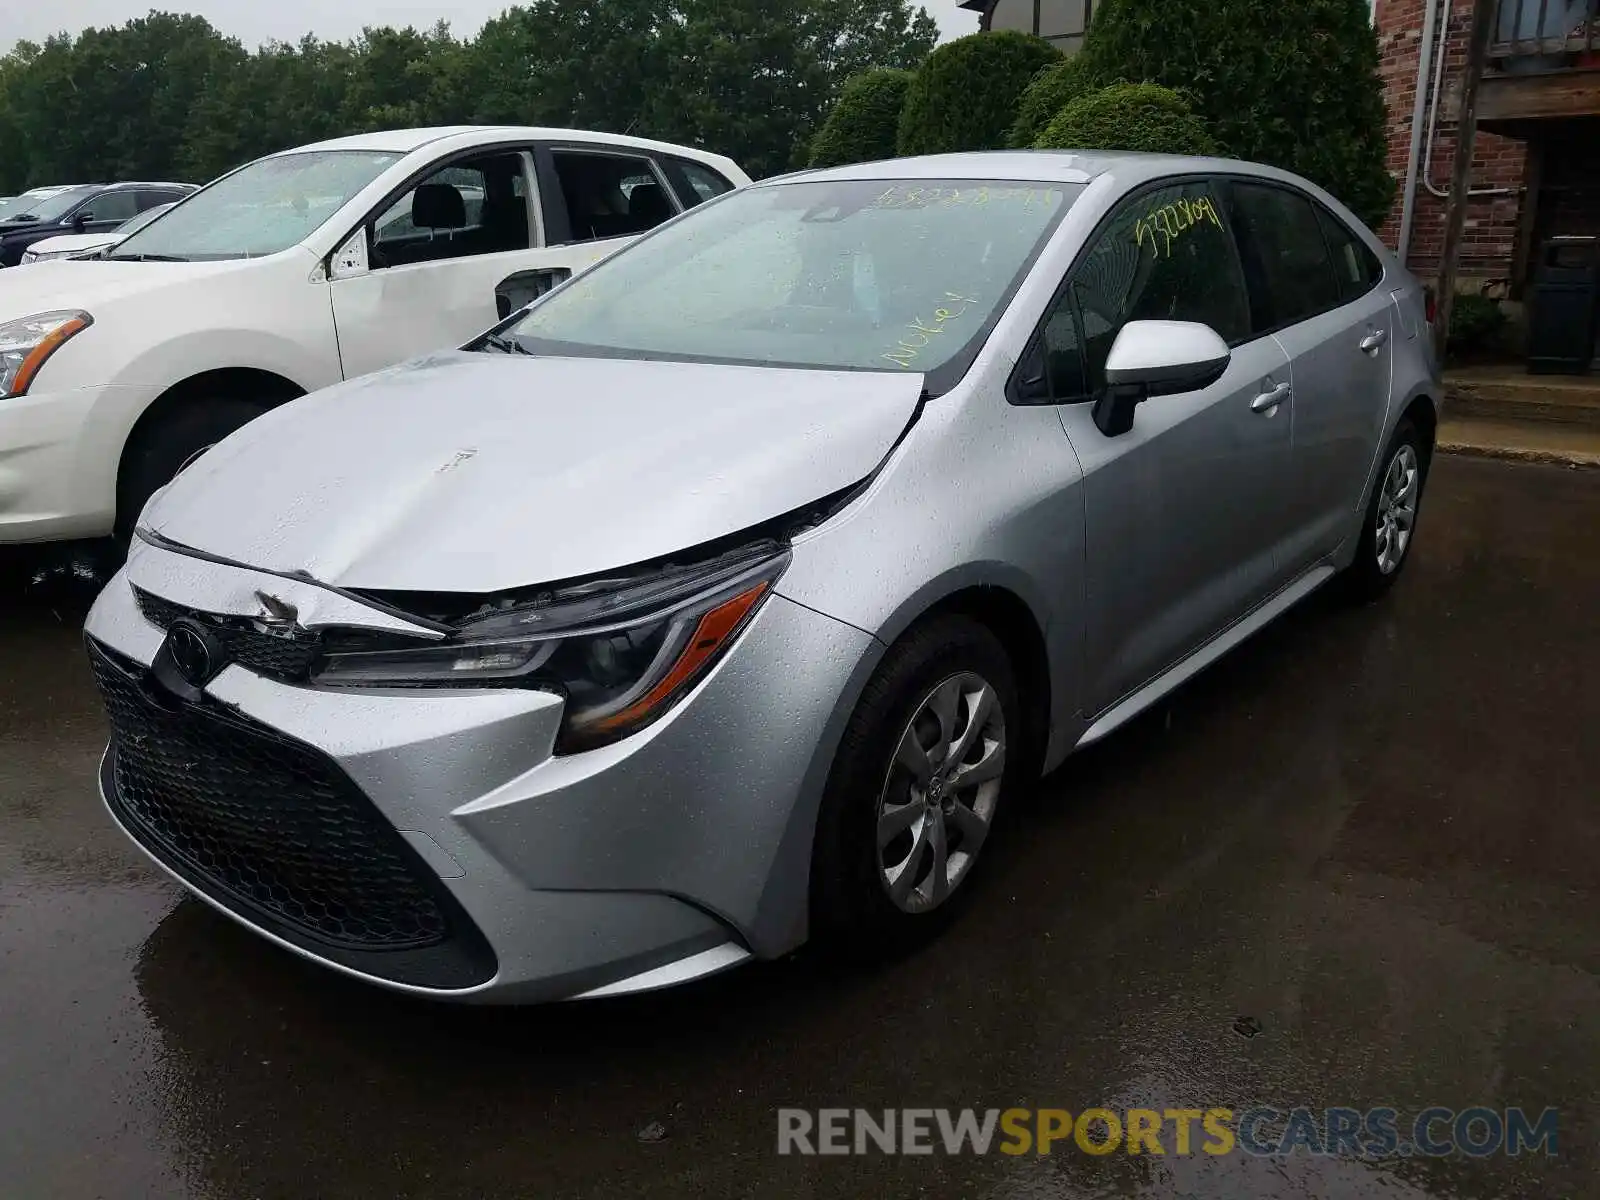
<box><xmin>1342</xmin><ymin>417</ymin><xmax>1428</xmax><ymax>601</ymax></box>
<box><xmin>115</xmin><ymin>397</ymin><xmax>266</xmax><ymax>542</ymax></box>
<box><xmin>811</xmin><ymin>615</ymin><xmax>1020</xmax><ymax>958</ymax></box>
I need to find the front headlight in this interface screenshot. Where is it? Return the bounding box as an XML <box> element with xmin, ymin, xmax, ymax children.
<box><xmin>0</xmin><ymin>310</ymin><xmax>93</xmax><ymax>397</ymax></box>
<box><xmin>21</xmin><ymin>249</ymin><xmax>71</xmax><ymax>264</ymax></box>
<box><xmin>315</xmin><ymin>544</ymin><xmax>790</xmax><ymax>752</ymax></box>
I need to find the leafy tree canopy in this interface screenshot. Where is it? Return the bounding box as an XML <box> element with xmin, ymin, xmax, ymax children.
<box><xmin>1008</xmin><ymin>54</ymin><xmax>1096</xmax><ymax>150</ymax></box>
<box><xmin>896</xmin><ymin>30</ymin><xmax>1060</xmax><ymax>157</ymax></box>
<box><xmin>0</xmin><ymin>0</ymin><xmax>937</xmax><ymax>191</ymax></box>
<box><xmin>1081</xmin><ymin>0</ymin><xmax>1394</xmax><ymax>226</ymax></box>
<box><xmin>1033</xmin><ymin>82</ymin><xmax>1216</xmax><ymax>156</ymax></box>
<box><xmin>809</xmin><ymin>67</ymin><xmax>913</xmax><ymax>167</ymax></box>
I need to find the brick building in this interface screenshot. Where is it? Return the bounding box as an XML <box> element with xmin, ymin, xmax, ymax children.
<box><xmin>1377</xmin><ymin>0</ymin><xmax>1600</xmax><ymax>300</ymax></box>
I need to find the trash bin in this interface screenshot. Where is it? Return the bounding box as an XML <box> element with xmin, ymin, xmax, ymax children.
<box><xmin>1527</xmin><ymin>236</ymin><xmax>1599</xmax><ymax>375</ymax></box>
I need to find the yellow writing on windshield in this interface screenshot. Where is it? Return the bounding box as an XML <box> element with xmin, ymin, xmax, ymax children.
<box><xmin>1134</xmin><ymin>195</ymin><xmax>1224</xmax><ymax>259</ymax></box>
<box><xmin>871</xmin><ymin>186</ymin><xmax>1054</xmax><ymax>211</ymax></box>
<box><xmin>881</xmin><ymin>292</ymin><xmax>980</xmax><ymax>370</ymax></box>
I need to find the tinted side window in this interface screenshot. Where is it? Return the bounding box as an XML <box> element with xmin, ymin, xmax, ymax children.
<box><xmin>83</xmin><ymin>190</ymin><xmax>139</xmax><ymax>223</ymax></box>
<box><xmin>138</xmin><ymin>189</ymin><xmax>189</xmax><ymax>211</ymax></box>
<box><xmin>1227</xmin><ymin>182</ymin><xmax>1342</xmax><ymax>330</ymax></box>
<box><xmin>1070</xmin><ymin>180</ymin><xmax>1251</xmax><ymax>392</ymax></box>
<box><xmin>1315</xmin><ymin>204</ymin><xmax>1384</xmax><ymax>302</ymax></box>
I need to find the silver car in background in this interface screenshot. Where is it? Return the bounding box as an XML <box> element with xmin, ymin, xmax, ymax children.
<box><xmin>84</xmin><ymin>151</ymin><xmax>1439</xmax><ymax>1002</ymax></box>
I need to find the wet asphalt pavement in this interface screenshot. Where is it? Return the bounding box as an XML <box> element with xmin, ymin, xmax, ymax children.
<box><xmin>0</xmin><ymin>455</ymin><xmax>1595</xmax><ymax>1199</ymax></box>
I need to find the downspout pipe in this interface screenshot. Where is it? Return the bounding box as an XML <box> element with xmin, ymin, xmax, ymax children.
<box><xmin>1398</xmin><ymin>0</ymin><xmax>1441</xmax><ymax>261</ymax></box>
<box><xmin>1421</xmin><ymin>0</ymin><xmax>1520</xmax><ymax>199</ymax></box>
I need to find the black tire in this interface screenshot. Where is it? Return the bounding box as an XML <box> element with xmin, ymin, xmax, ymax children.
<box><xmin>115</xmin><ymin>398</ymin><xmax>266</xmax><ymax>542</ymax></box>
<box><xmin>811</xmin><ymin>614</ymin><xmax>1021</xmax><ymax>959</ymax></box>
<box><xmin>1342</xmin><ymin>417</ymin><xmax>1429</xmax><ymax>602</ymax></box>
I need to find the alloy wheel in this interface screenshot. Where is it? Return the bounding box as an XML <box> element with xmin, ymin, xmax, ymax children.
<box><xmin>1375</xmin><ymin>443</ymin><xmax>1419</xmax><ymax>576</ymax></box>
<box><xmin>875</xmin><ymin>672</ymin><xmax>1006</xmax><ymax>914</ymax></box>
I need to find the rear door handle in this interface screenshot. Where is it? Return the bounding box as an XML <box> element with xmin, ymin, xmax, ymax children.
<box><xmin>1251</xmin><ymin>382</ymin><xmax>1292</xmax><ymax>413</ymax></box>
<box><xmin>1360</xmin><ymin>328</ymin><xmax>1389</xmax><ymax>354</ymax></box>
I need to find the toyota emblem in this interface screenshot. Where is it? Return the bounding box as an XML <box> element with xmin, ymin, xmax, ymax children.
<box><xmin>165</xmin><ymin>619</ymin><xmax>221</xmax><ymax>688</ymax></box>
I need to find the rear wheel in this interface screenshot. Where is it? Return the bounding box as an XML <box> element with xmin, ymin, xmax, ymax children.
<box><xmin>115</xmin><ymin>397</ymin><xmax>266</xmax><ymax>542</ymax></box>
<box><xmin>1342</xmin><ymin>417</ymin><xmax>1428</xmax><ymax>601</ymax></box>
<box><xmin>811</xmin><ymin>615</ymin><xmax>1019</xmax><ymax>958</ymax></box>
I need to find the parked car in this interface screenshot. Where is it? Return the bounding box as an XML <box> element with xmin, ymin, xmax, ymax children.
<box><xmin>0</xmin><ymin>182</ymin><xmax>194</xmax><ymax>267</ymax></box>
<box><xmin>0</xmin><ymin>126</ymin><xmax>747</xmax><ymax>546</ymax></box>
<box><xmin>19</xmin><ymin>202</ymin><xmax>183</xmax><ymax>265</ymax></box>
<box><xmin>0</xmin><ymin>186</ymin><xmax>81</xmax><ymax>224</ymax></box>
<box><xmin>84</xmin><ymin>151</ymin><xmax>1439</xmax><ymax>1003</ymax></box>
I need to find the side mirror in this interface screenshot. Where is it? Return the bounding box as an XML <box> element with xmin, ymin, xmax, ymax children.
<box><xmin>1094</xmin><ymin>320</ymin><xmax>1231</xmax><ymax>436</ymax></box>
<box><xmin>72</xmin><ymin>211</ymin><xmax>91</xmax><ymax>231</ymax></box>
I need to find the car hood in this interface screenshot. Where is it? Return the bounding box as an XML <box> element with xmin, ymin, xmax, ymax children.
<box><xmin>0</xmin><ymin>253</ymin><xmax>297</xmax><ymax>313</ymax></box>
<box><xmin>143</xmin><ymin>352</ymin><xmax>924</xmax><ymax>594</ymax></box>
<box><xmin>24</xmin><ymin>231</ymin><xmax>121</xmax><ymax>256</ymax></box>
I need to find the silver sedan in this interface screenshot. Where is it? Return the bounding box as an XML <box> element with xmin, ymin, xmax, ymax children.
<box><xmin>84</xmin><ymin>151</ymin><xmax>1439</xmax><ymax>1002</ymax></box>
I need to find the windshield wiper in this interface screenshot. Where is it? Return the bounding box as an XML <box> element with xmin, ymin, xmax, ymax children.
<box><xmin>481</xmin><ymin>332</ymin><xmax>534</xmax><ymax>356</ymax></box>
<box><xmin>104</xmin><ymin>252</ymin><xmax>190</xmax><ymax>262</ymax></box>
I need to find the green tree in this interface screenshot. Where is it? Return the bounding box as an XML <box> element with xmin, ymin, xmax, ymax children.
<box><xmin>0</xmin><ymin>0</ymin><xmax>936</xmax><ymax>189</ymax></box>
<box><xmin>809</xmin><ymin>67</ymin><xmax>913</xmax><ymax>167</ymax></box>
<box><xmin>1</xmin><ymin>15</ymin><xmax>242</xmax><ymax>185</ymax></box>
<box><xmin>1033</xmin><ymin>82</ymin><xmax>1216</xmax><ymax>155</ymax></box>
<box><xmin>1082</xmin><ymin>0</ymin><xmax>1394</xmax><ymax>226</ymax></box>
<box><xmin>897</xmin><ymin>30</ymin><xmax>1060</xmax><ymax>157</ymax></box>
<box><xmin>1008</xmin><ymin>54</ymin><xmax>1095</xmax><ymax>149</ymax></box>
<box><xmin>464</xmin><ymin>0</ymin><xmax>935</xmax><ymax>177</ymax></box>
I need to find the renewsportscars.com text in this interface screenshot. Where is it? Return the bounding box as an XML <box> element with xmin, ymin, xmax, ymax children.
<box><xmin>777</xmin><ymin>1106</ymin><xmax>1559</xmax><ymax>1158</ymax></box>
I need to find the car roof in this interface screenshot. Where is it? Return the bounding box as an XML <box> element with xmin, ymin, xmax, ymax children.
<box><xmin>277</xmin><ymin>125</ymin><xmax>727</xmax><ymax>160</ymax></box>
<box><xmin>88</xmin><ymin>181</ymin><xmax>195</xmax><ymax>190</ymax></box>
<box><xmin>774</xmin><ymin>150</ymin><xmax>1316</xmax><ymax>191</ymax></box>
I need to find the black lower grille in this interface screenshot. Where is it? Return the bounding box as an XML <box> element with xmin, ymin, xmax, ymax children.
<box><xmin>134</xmin><ymin>587</ymin><xmax>322</xmax><ymax>682</ymax></box>
<box><xmin>88</xmin><ymin>639</ymin><xmax>494</xmax><ymax>988</ymax></box>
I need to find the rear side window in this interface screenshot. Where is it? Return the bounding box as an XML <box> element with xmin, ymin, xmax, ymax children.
<box><xmin>549</xmin><ymin>150</ymin><xmax>678</xmax><ymax>242</ymax></box>
<box><xmin>138</xmin><ymin>188</ymin><xmax>190</xmax><ymax>211</ymax></box>
<box><xmin>1069</xmin><ymin>179</ymin><xmax>1252</xmax><ymax>392</ymax></box>
<box><xmin>1315</xmin><ymin>204</ymin><xmax>1384</xmax><ymax>302</ymax></box>
<box><xmin>671</xmin><ymin>159</ymin><xmax>736</xmax><ymax>207</ymax></box>
<box><xmin>1226</xmin><ymin>181</ymin><xmax>1342</xmax><ymax>331</ymax></box>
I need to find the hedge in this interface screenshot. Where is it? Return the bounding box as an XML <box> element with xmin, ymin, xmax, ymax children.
<box><xmin>1081</xmin><ymin>0</ymin><xmax>1394</xmax><ymax>227</ymax></box>
<box><xmin>808</xmin><ymin>69</ymin><xmax>916</xmax><ymax>169</ymax></box>
<box><xmin>1008</xmin><ymin>55</ymin><xmax>1097</xmax><ymax>150</ymax></box>
<box><xmin>1034</xmin><ymin>83</ymin><xmax>1217</xmax><ymax>156</ymax></box>
<box><xmin>897</xmin><ymin>30</ymin><xmax>1061</xmax><ymax>157</ymax></box>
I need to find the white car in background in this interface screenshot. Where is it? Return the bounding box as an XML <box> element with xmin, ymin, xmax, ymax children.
<box><xmin>19</xmin><ymin>202</ymin><xmax>182</xmax><ymax>265</ymax></box>
<box><xmin>0</xmin><ymin>126</ymin><xmax>747</xmax><ymax>545</ymax></box>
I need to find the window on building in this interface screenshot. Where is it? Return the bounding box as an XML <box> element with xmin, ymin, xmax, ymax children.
<box><xmin>984</xmin><ymin>0</ymin><xmax>1091</xmax><ymax>49</ymax></box>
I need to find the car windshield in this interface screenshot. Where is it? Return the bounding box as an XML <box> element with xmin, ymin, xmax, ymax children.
<box><xmin>110</xmin><ymin>150</ymin><xmax>401</xmax><ymax>262</ymax></box>
<box><xmin>505</xmin><ymin>177</ymin><xmax>1081</xmax><ymax>389</ymax></box>
<box><xmin>7</xmin><ymin>187</ymin><xmax>94</xmax><ymax>223</ymax></box>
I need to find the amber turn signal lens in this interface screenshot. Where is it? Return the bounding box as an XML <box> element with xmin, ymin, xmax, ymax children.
<box><xmin>589</xmin><ymin>580</ymin><xmax>770</xmax><ymax>737</ymax></box>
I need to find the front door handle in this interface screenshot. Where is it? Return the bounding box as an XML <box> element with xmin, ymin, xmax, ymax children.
<box><xmin>1251</xmin><ymin>382</ymin><xmax>1292</xmax><ymax>413</ymax></box>
<box><xmin>1360</xmin><ymin>328</ymin><xmax>1389</xmax><ymax>354</ymax></box>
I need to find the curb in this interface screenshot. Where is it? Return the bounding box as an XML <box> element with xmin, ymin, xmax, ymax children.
<box><xmin>1438</xmin><ymin>441</ymin><xmax>1600</xmax><ymax>469</ymax></box>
